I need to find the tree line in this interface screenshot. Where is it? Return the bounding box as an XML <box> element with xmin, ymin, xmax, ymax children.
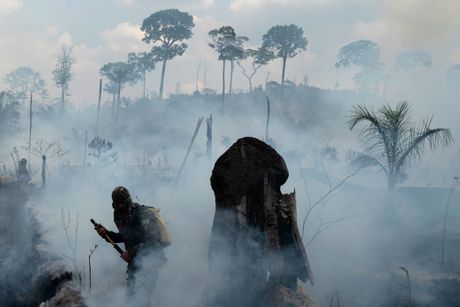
<box><xmin>3</xmin><ymin>8</ymin><xmax>460</xmax><ymax>109</ymax></box>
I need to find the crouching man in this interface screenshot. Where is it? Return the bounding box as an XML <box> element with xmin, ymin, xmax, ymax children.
<box><xmin>95</xmin><ymin>186</ymin><xmax>171</xmax><ymax>306</ymax></box>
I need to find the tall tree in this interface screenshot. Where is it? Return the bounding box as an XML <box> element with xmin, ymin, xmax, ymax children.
<box><xmin>260</xmin><ymin>24</ymin><xmax>308</xmax><ymax>85</ymax></box>
<box><xmin>336</xmin><ymin>40</ymin><xmax>384</xmax><ymax>93</ymax></box>
<box><xmin>348</xmin><ymin>101</ymin><xmax>452</xmax><ymax>193</ymax></box>
<box><xmin>103</xmin><ymin>81</ymin><xmax>119</xmax><ymax>121</ymax></box>
<box><xmin>237</xmin><ymin>47</ymin><xmax>271</xmax><ymax>91</ymax></box>
<box><xmin>128</xmin><ymin>52</ymin><xmax>156</xmax><ymax>98</ymax></box>
<box><xmin>4</xmin><ymin>67</ymin><xmax>48</xmax><ymax>101</ymax></box>
<box><xmin>394</xmin><ymin>50</ymin><xmax>432</xmax><ymax>98</ymax></box>
<box><xmin>99</xmin><ymin>62</ymin><xmax>138</xmax><ymax>138</ymax></box>
<box><xmin>141</xmin><ymin>9</ymin><xmax>194</xmax><ymax>100</ymax></box>
<box><xmin>208</xmin><ymin>26</ymin><xmax>248</xmax><ymax>99</ymax></box>
<box><xmin>52</xmin><ymin>44</ymin><xmax>75</xmax><ymax>110</ymax></box>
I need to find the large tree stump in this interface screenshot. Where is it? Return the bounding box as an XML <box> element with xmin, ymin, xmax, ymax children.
<box><xmin>205</xmin><ymin>137</ymin><xmax>315</xmax><ymax>307</ymax></box>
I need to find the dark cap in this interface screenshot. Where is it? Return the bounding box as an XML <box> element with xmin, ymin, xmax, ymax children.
<box><xmin>112</xmin><ymin>186</ymin><xmax>132</xmax><ymax>204</ymax></box>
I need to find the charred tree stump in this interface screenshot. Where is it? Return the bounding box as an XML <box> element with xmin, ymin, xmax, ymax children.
<box><xmin>205</xmin><ymin>137</ymin><xmax>315</xmax><ymax>307</ymax></box>
<box><xmin>41</xmin><ymin>155</ymin><xmax>46</xmax><ymax>191</ymax></box>
<box><xmin>206</xmin><ymin>114</ymin><xmax>213</xmax><ymax>162</ymax></box>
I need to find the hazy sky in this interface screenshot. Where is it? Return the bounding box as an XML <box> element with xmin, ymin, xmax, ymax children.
<box><xmin>1</xmin><ymin>0</ymin><xmax>460</xmax><ymax>106</ymax></box>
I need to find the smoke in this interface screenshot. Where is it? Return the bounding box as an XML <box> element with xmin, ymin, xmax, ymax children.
<box><xmin>1</xmin><ymin>48</ymin><xmax>460</xmax><ymax>306</ymax></box>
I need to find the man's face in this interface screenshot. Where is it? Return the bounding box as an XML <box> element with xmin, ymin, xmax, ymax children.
<box><xmin>113</xmin><ymin>201</ymin><xmax>128</xmax><ymax>212</ymax></box>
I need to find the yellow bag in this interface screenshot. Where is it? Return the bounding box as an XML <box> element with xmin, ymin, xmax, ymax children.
<box><xmin>146</xmin><ymin>207</ymin><xmax>172</xmax><ymax>247</ymax></box>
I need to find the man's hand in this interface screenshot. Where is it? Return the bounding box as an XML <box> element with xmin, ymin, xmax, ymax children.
<box><xmin>94</xmin><ymin>224</ymin><xmax>108</xmax><ymax>238</ymax></box>
<box><xmin>120</xmin><ymin>251</ymin><xmax>131</xmax><ymax>263</ymax></box>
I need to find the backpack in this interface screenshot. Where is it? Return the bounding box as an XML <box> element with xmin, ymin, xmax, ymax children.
<box><xmin>140</xmin><ymin>205</ymin><xmax>172</xmax><ymax>247</ymax></box>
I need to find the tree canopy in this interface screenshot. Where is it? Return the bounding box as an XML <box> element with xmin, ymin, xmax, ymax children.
<box><xmin>208</xmin><ymin>26</ymin><xmax>248</xmax><ymax>99</ymax></box>
<box><xmin>336</xmin><ymin>40</ymin><xmax>384</xmax><ymax>92</ymax></box>
<box><xmin>208</xmin><ymin>26</ymin><xmax>248</xmax><ymax>62</ymax></box>
<box><xmin>4</xmin><ymin>67</ymin><xmax>48</xmax><ymax>100</ymax></box>
<box><xmin>336</xmin><ymin>40</ymin><xmax>382</xmax><ymax>69</ymax></box>
<box><xmin>128</xmin><ymin>52</ymin><xmax>156</xmax><ymax>97</ymax></box>
<box><xmin>261</xmin><ymin>24</ymin><xmax>307</xmax><ymax>61</ymax></box>
<box><xmin>394</xmin><ymin>51</ymin><xmax>432</xmax><ymax>72</ymax></box>
<box><xmin>99</xmin><ymin>62</ymin><xmax>138</xmax><ymax>86</ymax></box>
<box><xmin>260</xmin><ymin>24</ymin><xmax>308</xmax><ymax>84</ymax></box>
<box><xmin>141</xmin><ymin>8</ymin><xmax>194</xmax><ymax>58</ymax></box>
<box><xmin>128</xmin><ymin>52</ymin><xmax>156</xmax><ymax>75</ymax></box>
<box><xmin>141</xmin><ymin>8</ymin><xmax>194</xmax><ymax>99</ymax></box>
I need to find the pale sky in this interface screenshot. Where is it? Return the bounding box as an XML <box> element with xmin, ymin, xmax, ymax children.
<box><xmin>1</xmin><ymin>0</ymin><xmax>460</xmax><ymax>107</ymax></box>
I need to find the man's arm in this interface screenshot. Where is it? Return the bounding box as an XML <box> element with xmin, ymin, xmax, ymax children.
<box><xmin>106</xmin><ymin>230</ymin><xmax>123</xmax><ymax>243</ymax></box>
<box><xmin>95</xmin><ymin>224</ymin><xmax>124</xmax><ymax>243</ymax></box>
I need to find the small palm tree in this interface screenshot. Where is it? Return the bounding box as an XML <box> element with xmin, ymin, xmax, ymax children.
<box><xmin>348</xmin><ymin>101</ymin><xmax>453</xmax><ymax>192</ymax></box>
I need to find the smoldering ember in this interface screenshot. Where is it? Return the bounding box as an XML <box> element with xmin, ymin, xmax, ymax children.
<box><xmin>1</xmin><ymin>2</ymin><xmax>460</xmax><ymax>307</ymax></box>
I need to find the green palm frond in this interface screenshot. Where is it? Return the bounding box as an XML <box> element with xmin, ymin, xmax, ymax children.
<box><xmin>348</xmin><ymin>104</ymin><xmax>391</xmax><ymax>165</ymax></box>
<box><xmin>396</xmin><ymin>119</ymin><xmax>453</xmax><ymax>172</ymax></box>
<box><xmin>349</xmin><ymin>101</ymin><xmax>453</xmax><ymax>189</ymax></box>
<box><xmin>349</xmin><ymin>151</ymin><xmax>388</xmax><ymax>176</ymax></box>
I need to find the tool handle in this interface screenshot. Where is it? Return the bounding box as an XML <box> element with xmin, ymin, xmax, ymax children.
<box><xmin>90</xmin><ymin>219</ymin><xmax>124</xmax><ymax>255</ymax></box>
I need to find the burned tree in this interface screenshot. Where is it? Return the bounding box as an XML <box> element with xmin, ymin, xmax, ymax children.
<box><xmin>28</xmin><ymin>140</ymin><xmax>66</xmax><ymax>190</ymax></box>
<box><xmin>206</xmin><ymin>114</ymin><xmax>213</xmax><ymax>162</ymax></box>
<box><xmin>205</xmin><ymin>137</ymin><xmax>314</xmax><ymax>307</ymax></box>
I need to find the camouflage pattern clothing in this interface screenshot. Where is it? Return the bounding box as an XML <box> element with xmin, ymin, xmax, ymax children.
<box><xmin>108</xmin><ymin>187</ymin><xmax>168</xmax><ymax>306</ymax></box>
<box><xmin>108</xmin><ymin>202</ymin><xmax>167</xmax><ymax>266</ymax></box>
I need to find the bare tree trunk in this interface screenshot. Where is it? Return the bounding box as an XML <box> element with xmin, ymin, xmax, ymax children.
<box><xmin>28</xmin><ymin>91</ymin><xmax>32</xmax><ymax>173</ymax></box>
<box><xmin>96</xmin><ymin>79</ymin><xmax>102</xmax><ymax>136</ymax></box>
<box><xmin>142</xmin><ymin>71</ymin><xmax>146</xmax><ymax>98</ymax></box>
<box><xmin>115</xmin><ymin>82</ymin><xmax>121</xmax><ymax>140</ymax></box>
<box><xmin>206</xmin><ymin>115</ymin><xmax>213</xmax><ymax>162</ymax></box>
<box><xmin>222</xmin><ymin>60</ymin><xmax>226</xmax><ymax>98</ymax></box>
<box><xmin>203</xmin><ymin>63</ymin><xmax>207</xmax><ymax>90</ymax></box>
<box><xmin>61</xmin><ymin>85</ymin><xmax>65</xmax><ymax>111</ymax></box>
<box><xmin>229</xmin><ymin>60</ymin><xmax>234</xmax><ymax>95</ymax></box>
<box><xmin>195</xmin><ymin>63</ymin><xmax>201</xmax><ymax>93</ymax></box>
<box><xmin>159</xmin><ymin>59</ymin><xmax>167</xmax><ymax>100</ymax></box>
<box><xmin>111</xmin><ymin>93</ymin><xmax>116</xmax><ymax>124</ymax></box>
<box><xmin>88</xmin><ymin>254</ymin><xmax>92</xmax><ymax>290</ymax></box>
<box><xmin>175</xmin><ymin>117</ymin><xmax>203</xmax><ymax>187</ymax></box>
<box><xmin>41</xmin><ymin>155</ymin><xmax>46</xmax><ymax>190</ymax></box>
<box><xmin>281</xmin><ymin>56</ymin><xmax>287</xmax><ymax>85</ymax></box>
<box><xmin>265</xmin><ymin>97</ymin><xmax>270</xmax><ymax>142</ymax></box>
